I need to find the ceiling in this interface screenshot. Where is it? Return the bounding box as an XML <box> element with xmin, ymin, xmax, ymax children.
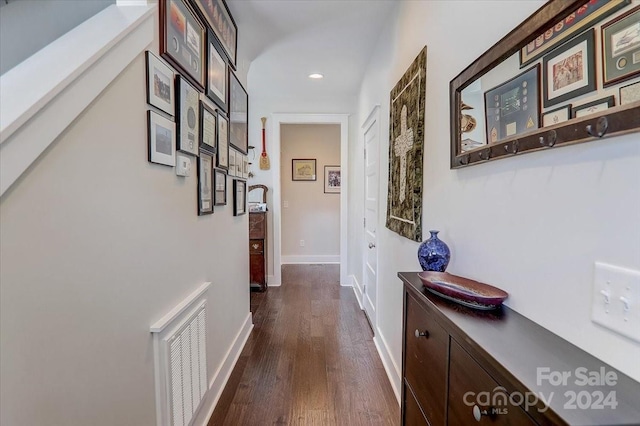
<box><xmin>227</xmin><ymin>0</ymin><xmax>397</xmax><ymax>101</ymax></box>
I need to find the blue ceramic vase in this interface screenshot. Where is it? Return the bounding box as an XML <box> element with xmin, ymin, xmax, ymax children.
<box><xmin>418</xmin><ymin>230</ymin><xmax>451</xmax><ymax>272</ymax></box>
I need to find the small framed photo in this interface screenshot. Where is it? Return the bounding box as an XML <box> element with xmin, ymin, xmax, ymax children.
<box><xmin>324</xmin><ymin>165</ymin><xmax>341</xmax><ymax>194</ymax></box>
<box><xmin>214</xmin><ymin>168</ymin><xmax>227</xmax><ymax>206</ymax></box>
<box><xmin>206</xmin><ymin>32</ymin><xmax>228</xmax><ymax>112</ymax></box>
<box><xmin>484</xmin><ymin>64</ymin><xmax>540</xmax><ymax>144</ymax></box>
<box><xmin>229</xmin><ymin>71</ymin><xmax>248</xmax><ymax>154</ymax></box>
<box><xmin>542</xmin><ymin>104</ymin><xmax>572</xmax><ymax>127</ymax></box>
<box><xmin>292</xmin><ymin>159</ymin><xmax>316</xmax><ymax>181</ymax></box>
<box><xmin>228</xmin><ymin>148</ymin><xmax>236</xmax><ymax>177</ymax></box>
<box><xmin>235</xmin><ymin>151</ymin><xmax>243</xmax><ymax>178</ymax></box>
<box><xmin>145</xmin><ymin>51</ymin><xmax>175</xmax><ymax>116</ymax></box>
<box><xmin>543</xmin><ymin>28</ymin><xmax>596</xmax><ymax>108</ymax></box>
<box><xmin>242</xmin><ymin>154</ymin><xmax>249</xmax><ymax>179</ymax></box>
<box><xmin>620</xmin><ymin>81</ymin><xmax>640</xmax><ymax>105</ymax></box>
<box><xmin>233</xmin><ymin>179</ymin><xmax>246</xmax><ymax>216</ymax></box>
<box><xmin>601</xmin><ymin>6</ymin><xmax>640</xmax><ymax>87</ymax></box>
<box><xmin>217</xmin><ymin>111</ymin><xmax>229</xmax><ymax>169</ymax></box>
<box><xmin>200</xmin><ymin>101</ymin><xmax>217</xmax><ymax>154</ymax></box>
<box><xmin>572</xmin><ymin>96</ymin><xmax>615</xmax><ymax>118</ymax></box>
<box><xmin>198</xmin><ymin>151</ymin><xmax>214</xmax><ymax>215</ymax></box>
<box><xmin>147</xmin><ymin>110</ymin><xmax>176</xmax><ymax>167</ymax></box>
<box><xmin>159</xmin><ymin>0</ymin><xmax>205</xmax><ymax>89</ymax></box>
<box><xmin>193</xmin><ymin>0</ymin><xmax>237</xmax><ymax>67</ymax></box>
<box><xmin>176</xmin><ymin>76</ymin><xmax>200</xmax><ymax>157</ymax></box>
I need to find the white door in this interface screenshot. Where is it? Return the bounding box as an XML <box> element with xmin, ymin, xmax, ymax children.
<box><xmin>363</xmin><ymin>107</ymin><xmax>379</xmax><ymax>330</ymax></box>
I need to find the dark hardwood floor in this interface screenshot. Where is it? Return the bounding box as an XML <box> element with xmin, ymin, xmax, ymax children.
<box><xmin>209</xmin><ymin>264</ymin><xmax>400</xmax><ymax>426</ymax></box>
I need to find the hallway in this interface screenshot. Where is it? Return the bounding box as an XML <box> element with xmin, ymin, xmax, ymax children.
<box><xmin>209</xmin><ymin>264</ymin><xmax>399</xmax><ymax>425</ymax></box>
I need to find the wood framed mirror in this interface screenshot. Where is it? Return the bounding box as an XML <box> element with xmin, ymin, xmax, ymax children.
<box><xmin>450</xmin><ymin>0</ymin><xmax>640</xmax><ymax>169</ymax></box>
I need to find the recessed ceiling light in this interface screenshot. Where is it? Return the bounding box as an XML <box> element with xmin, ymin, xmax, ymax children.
<box><xmin>308</xmin><ymin>73</ymin><xmax>324</xmax><ymax>79</ymax></box>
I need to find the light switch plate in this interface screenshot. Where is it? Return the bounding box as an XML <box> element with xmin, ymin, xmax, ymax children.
<box><xmin>592</xmin><ymin>262</ymin><xmax>640</xmax><ymax>342</ymax></box>
<box><xmin>176</xmin><ymin>155</ymin><xmax>191</xmax><ymax>177</ymax></box>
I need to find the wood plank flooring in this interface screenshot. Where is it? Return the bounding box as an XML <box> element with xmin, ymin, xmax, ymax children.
<box><xmin>209</xmin><ymin>264</ymin><xmax>399</xmax><ymax>426</ymax></box>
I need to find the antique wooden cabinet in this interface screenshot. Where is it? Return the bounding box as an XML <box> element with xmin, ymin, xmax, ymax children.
<box><xmin>249</xmin><ymin>211</ymin><xmax>267</xmax><ymax>291</ymax></box>
<box><xmin>399</xmin><ymin>272</ymin><xmax>640</xmax><ymax>425</ymax></box>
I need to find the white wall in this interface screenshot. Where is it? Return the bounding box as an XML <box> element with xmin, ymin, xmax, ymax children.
<box><xmin>353</xmin><ymin>0</ymin><xmax>640</xmax><ymax>393</ymax></box>
<box><xmin>0</xmin><ymin>11</ymin><xmax>251</xmax><ymax>426</ymax></box>
<box><xmin>281</xmin><ymin>124</ymin><xmax>340</xmax><ymax>261</ymax></box>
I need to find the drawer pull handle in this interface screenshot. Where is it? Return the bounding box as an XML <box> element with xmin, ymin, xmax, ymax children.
<box><xmin>473</xmin><ymin>405</ymin><xmax>489</xmax><ymax>422</ymax></box>
<box><xmin>414</xmin><ymin>329</ymin><xmax>429</xmax><ymax>338</ymax></box>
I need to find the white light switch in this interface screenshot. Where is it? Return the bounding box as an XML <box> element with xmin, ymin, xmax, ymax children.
<box><xmin>592</xmin><ymin>262</ymin><xmax>640</xmax><ymax>342</ymax></box>
<box><xmin>283</xmin><ymin>200</ymin><xmax>289</xmax><ymax>208</ymax></box>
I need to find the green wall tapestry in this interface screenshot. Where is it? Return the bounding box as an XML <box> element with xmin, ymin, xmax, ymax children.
<box><xmin>386</xmin><ymin>46</ymin><xmax>426</xmax><ymax>242</ymax></box>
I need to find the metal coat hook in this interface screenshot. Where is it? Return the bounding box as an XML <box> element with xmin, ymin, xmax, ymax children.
<box><xmin>539</xmin><ymin>130</ymin><xmax>557</xmax><ymax>147</ymax></box>
<box><xmin>459</xmin><ymin>155</ymin><xmax>470</xmax><ymax>166</ymax></box>
<box><xmin>479</xmin><ymin>149</ymin><xmax>490</xmax><ymax>161</ymax></box>
<box><xmin>505</xmin><ymin>140</ymin><xmax>519</xmax><ymax>154</ymax></box>
<box><xmin>586</xmin><ymin>117</ymin><xmax>609</xmax><ymax>138</ymax></box>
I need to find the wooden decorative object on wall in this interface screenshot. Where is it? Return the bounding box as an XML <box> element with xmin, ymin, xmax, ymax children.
<box><xmin>386</xmin><ymin>46</ymin><xmax>427</xmax><ymax>242</ymax></box>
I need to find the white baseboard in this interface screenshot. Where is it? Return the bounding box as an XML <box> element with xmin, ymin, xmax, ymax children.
<box><xmin>197</xmin><ymin>312</ymin><xmax>253</xmax><ymax>426</ymax></box>
<box><xmin>351</xmin><ymin>274</ymin><xmax>363</xmax><ymax>309</ymax></box>
<box><xmin>373</xmin><ymin>329</ymin><xmax>401</xmax><ymax>405</ymax></box>
<box><xmin>267</xmin><ymin>275</ymin><xmax>280</xmax><ymax>287</ymax></box>
<box><xmin>281</xmin><ymin>255</ymin><xmax>340</xmax><ymax>264</ymax></box>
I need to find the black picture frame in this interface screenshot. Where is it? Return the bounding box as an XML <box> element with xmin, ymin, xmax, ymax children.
<box><xmin>206</xmin><ymin>31</ymin><xmax>229</xmax><ymax>112</ymax></box>
<box><xmin>176</xmin><ymin>76</ymin><xmax>200</xmax><ymax>156</ymax></box>
<box><xmin>571</xmin><ymin>95</ymin><xmax>615</xmax><ymax>118</ymax></box>
<box><xmin>216</xmin><ymin>111</ymin><xmax>229</xmax><ymax>170</ymax></box>
<box><xmin>200</xmin><ymin>101</ymin><xmax>217</xmax><ymax>155</ymax></box>
<box><xmin>541</xmin><ymin>104</ymin><xmax>572</xmax><ymax>127</ymax></box>
<box><xmin>198</xmin><ymin>151</ymin><xmax>214</xmax><ymax>215</ymax></box>
<box><xmin>601</xmin><ymin>5</ymin><xmax>640</xmax><ymax>87</ymax></box>
<box><xmin>214</xmin><ymin>168</ymin><xmax>227</xmax><ymax>206</ymax></box>
<box><xmin>147</xmin><ymin>110</ymin><xmax>176</xmax><ymax>167</ymax></box>
<box><xmin>145</xmin><ymin>51</ymin><xmax>175</xmax><ymax>116</ymax></box>
<box><xmin>193</xmin><ymin>0</ymin><xmax>237</xmax><ymax>67</ymax></box>
<box><xmin>542</xmin><ymin>28</ymin><xmax>596</xmax><ymax>108</ymax></box>
<box><xmin>484</xmin><ymin>64</ymin><xmax>540</xmax><ymax>144</ymax></box>
<box><xmin>159</xmin><ymin>0</ymin><xmax>206</xmax><ymax>90</ymax></box>
<box><xmin>229</xmin><ymin>71</ymin><xmax>248</xmax><ymax>154</ymax></box>
<box><xmin>233</xmin><ymin>179</ymin><xmax>246</xmax><ymax>216</ymax></box>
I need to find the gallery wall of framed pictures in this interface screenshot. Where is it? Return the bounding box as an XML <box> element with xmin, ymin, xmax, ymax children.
<box><xmin>144</xmin><ymin>0</ymin><xmax>247</xmax><ymax>217</ymax></box>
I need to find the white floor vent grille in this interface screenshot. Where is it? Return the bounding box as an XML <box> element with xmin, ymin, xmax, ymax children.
<box><xmin>151</xmin><ymin>282</ymin><xmax>210</xmax><ymax>426</ymax></box>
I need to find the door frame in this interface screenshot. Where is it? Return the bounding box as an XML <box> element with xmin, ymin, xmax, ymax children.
<box><xmin>270</xmin><ymin>113</ymin><xmax>350</xmax><ymax>286</ymax></box>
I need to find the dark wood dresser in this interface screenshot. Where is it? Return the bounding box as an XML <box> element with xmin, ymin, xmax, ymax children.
<box><xmin>399</xmin><ymin>272</ymin><xmax>640</xmax><ymax>425</ymax></box>
<box><xmin>249</xmin><ymin>211</ymin><xmax>267</xmax><ymax>291</ymax></box>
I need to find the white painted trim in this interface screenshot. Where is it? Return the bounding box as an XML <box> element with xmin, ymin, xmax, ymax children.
<box><xmin>374</xmin><ymin>329</ymin><xmax>401</xmax><ymax>405</ymax></box>
<box><xmin>351</xmin><ymin>274</ymin><xmax>363</xmax><ymax>309</ymax></box>
<box><xmin>361</xmin><ymin>104</ymin><xmax>381</xmax><ymax>129</ymax></box>
<box><xmin>281</xmin><ymin>255</ymin><xmax>340</xmax><ymax>264</ymax></box>
<box><xmin>198</xmin><ymin>312</ymin><xmax>253</xmax><ymax>426</ymax></box>
<box><xmin>150</xmin><ymin>282</ymin><xmax>211</xmax><ymax>333</ymax></box>
<box><xmin>271</xmin><ymin>114</ymin><xmax>350</xmax><ymax>287</ymax></box>
<box><xmin>267</xmin><ymin>275</ymin><xmax>280</xmax><ymax>287</ymax></box>
<box><xmin>0</xmin><ymin>3</ymin><xmax>155</xmax><ymax>197</ymax></box>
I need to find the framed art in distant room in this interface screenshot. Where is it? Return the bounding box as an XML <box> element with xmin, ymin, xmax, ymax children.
<box><xmin>620</xmin><ymin>81</ymin><xmax>640</xmax><ymax>105</ymax></box>
<box><xmin>147</xmin><ymin>110</ymin><xmax>176</xmax><ymax>166</ymax></box>
<box><xmin>572</xmin><ymin>95</ymin><xmax>615</xmax><ymax>118</ymax></box>
<box><xmin>292</xmin><ymin>159</ymin><xmax>316</xmax><ymax>181</ymax></box>
<box><xmin>229</xmin><ymin>71</ymin><xmax>248</xmax><ymax>154</ymax></box>
<box><xmin>176</xmin><ymin>76</ymin><xmax>200</xmax><ymax>156</ymax></box>
<box><xmin>543</xmin><ymin>28</ymin><xmax>596</xmax><ymax>108</ymax></box>
<box><xmin>198</xmin><ymin>151</ymin><xmax>214</xmax><ymax>215</ymax></box>
<box><xmin>214</xmin><ymin>168</ymin><xmax>227</xmax><ymax>205</ymax></box>
<box><xmin>159</xmin><ymin>0</ymin><xmax>205</xmax><ymax>89</ymax></box>
<box><xmin>233</xmin><ymin>179</ymin><xmax>246</xmax><ymax>216</ymax></box>
<box><xmin>484</xmin><ymin>64</ymin><xmax>540</xmax><ymax>143</ymax></box>
<box><xmin>194</xmin><ymin>0</ymin><xmax>237</xmax><ymax>67</ymax></box>
<box><xmin>324</xmin><ymin>165</ymin><xmax>341</xmax><ymax>193</ymax></box>
<box><xmin>207</xmin><ymin>32</ymin><xmax>228</xmax><ymax>112</ymax></box>
<box><xmin>217</xmin><ymin>111</ymin><xmax>229</xmax><ymax>169</ymax></box>
<box><xmin>601</xmin><ymin>5</ymin><xmax>640</xmax><ymax>87</ymax></box>
<box><xmin>145</xmin><ymin>51</ymin><xmax>175</xmax><ymax>116</ymax></box>
<box><xmin>200</xmin><ymin>101</ymin><xmax>217</xmax><ymax>154</ymax></box>
<box><xmin>542</xmin><ymin>104</ymin><xmax>572</xmax><ymax>127</ymax></box>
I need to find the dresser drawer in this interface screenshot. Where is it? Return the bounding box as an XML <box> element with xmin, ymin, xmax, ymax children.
<box><xmin>448</xmin><ymin>339</ymin><xmax>536</xmax><ymax>425</ymax></box>
<box><xmin>404</xmin><ymin>381</ymin><xmax>429</xmax><ymax>426</ymax></box>
<box><xmin>249</xmin><ymin>212</ymin><xmax>266</xmax><ymax>239</ymax></box>
<box><xmin>249</xmin><ymin>239</ymin><xmax>264</xmax><ymax>254</ymax></box>
<box><xmin>404</xmin><ymin>293</ymin><xmax>448</xmax><ymax>425</ymax></box>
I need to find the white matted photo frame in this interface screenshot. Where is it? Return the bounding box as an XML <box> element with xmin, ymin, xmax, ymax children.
<box><xmin>620</xmin><ymin>81</ymin><xmax>640</xmax><ymax>105</ymax></box>
<box><xmin>292</xmin><ymin>159</ymin><xmax>316</xmax><ymax>181</ymax></box>
<box><xmin>198</xmin><ymin>151</ymin><xmax>214</xmax><ymax>215</ymax></box>
<box><xmin>229</xmin><ymin>71</ymin><xmax>248</xmax><ymax>154</ymax></box>
<box><xmin>233</xmin><ymin>179</ymin><xmax>246</xmax><ymax>216</ymax></box>
<box><xmin>542</xmin><ymin>104</ymin><xmax>572</xmax><ymax>127</ymax></box>
<box><xmin>200</xmin><ymin>101</ymin><xmax>217</xmax><ymax>154</ymax></box>
<box><xmin>228</xmin><ymin>148</ymin><xmax>236</xmax><ymax>177</ymax></box>
<box><xmin>147</xmin><ymin>110</ymin><xmax>176</xmax><ymax>166</ymax></box>
<box><xmin>324</xmin><ymin>165</ymin><xmax>341</xmax><ymax>194</ymax></box>
<box><xmin>145</xmin><ymin>51</ymin><xmax>175</xmax><ymax>116</ymax></box>
<box><xmin>214</xmin><ymin>168</ymin><xmax>227</xmax><ymax>205</ymax></box>
<box><xmin>543</xmin><ymin>29</ymin><xmax>596</xmax><ymax>108</ymax></box>
<box><xmin>601</xmin><ymin>5</ymin><xmax>640</xmax><ymax>87</ymax></box>
<box><xmin>572</xmin><ymin>95</ymin><xmax>615</xmax><ymax>118</ymax></box>
<box><xmin>207</xmin><ymin>32</ymin><xmax>228</xmax><ymax>112</ymax></box>
<box><xmin>217</xmin><ymin>111</ymin><xmax>229</xmax><ymax>170</ymax></box>
<box><xmin>176</xmin><ymin>76</ymin><xmax>200</xmax><ymax>156</ymax></box>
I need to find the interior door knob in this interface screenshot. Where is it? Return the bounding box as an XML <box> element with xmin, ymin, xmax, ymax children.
<box><xmin>368</xmin><ymin>242</ymin><xmax>375</xmax><ymax>249</ymax></box>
